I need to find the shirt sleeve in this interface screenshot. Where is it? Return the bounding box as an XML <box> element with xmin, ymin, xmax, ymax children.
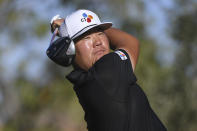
<box><xmin>92</xmin><ymin>49</ymin><xmax>137</xmax><ymax>101</ymax></box>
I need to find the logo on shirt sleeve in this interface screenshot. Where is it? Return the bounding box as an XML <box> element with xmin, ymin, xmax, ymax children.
<box><xmin>115</xmin><ymin>50</ymin><xmax>127</xmax><ymax>60</ymax></box>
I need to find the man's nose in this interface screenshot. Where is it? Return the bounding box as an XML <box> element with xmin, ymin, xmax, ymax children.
<box><xmin>92</xmin><ymin>34</ymin><xmax>102</xmax><ymax>48</ymax></box>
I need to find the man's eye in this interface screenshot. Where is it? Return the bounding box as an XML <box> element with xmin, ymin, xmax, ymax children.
<box><xmin>98</xmin><ymin>32</ymin><xmax>104</xmax><ymax>35</ymax></box>
<box><xmin>83</xmin><ymin>36</ymin><xmax>90</xmax><ymax>39</ymax></box>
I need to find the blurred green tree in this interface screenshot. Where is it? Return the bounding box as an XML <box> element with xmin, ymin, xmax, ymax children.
<box><xmin>164</xmin><ymin>1</ymin><xmax>197</xmax><ymax>130</ymax></box>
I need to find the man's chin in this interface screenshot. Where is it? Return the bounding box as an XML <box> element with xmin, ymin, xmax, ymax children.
<box><xmin>95</xmin><ymin>55</ymin><xmax>103</xmax><ymax>62</ymax></box>
<box><xmin>94</xmin><ymin>52</ymin><xmax>108</xmax><ymax>62</ymax></box>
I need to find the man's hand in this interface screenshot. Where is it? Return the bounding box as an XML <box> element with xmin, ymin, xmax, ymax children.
<box><xmin>51</xmin><ymin>19</ymin><xmax>65</xmax><ymax>33</ymax></box>
<box><xmin>51</xmin><ymin>19</ymin><xmax>65</xmax><ymax>37</ymax></box>
<box><xmin>50</xmin><ymin>15</ymin><xmax>65</xmax><ymax>36</ymax></box>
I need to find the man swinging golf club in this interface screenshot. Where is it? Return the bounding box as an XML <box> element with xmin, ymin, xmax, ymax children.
<box><xmin>47</xmin><ymin>9</ymin><xmax>167</xmax><ymax>131</ymax></box>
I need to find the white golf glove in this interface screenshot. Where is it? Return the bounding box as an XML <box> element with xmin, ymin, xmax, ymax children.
<box><xmin>50</xmin><ymin>14</ymin><xmax>75</xmax><ymax>55</ymax></box>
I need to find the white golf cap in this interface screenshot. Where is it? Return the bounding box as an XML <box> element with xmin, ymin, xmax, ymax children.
<box><xmin>65</xmin><ymin>9</ymin><xmax>112</xmax><ymax>40</ymax></box>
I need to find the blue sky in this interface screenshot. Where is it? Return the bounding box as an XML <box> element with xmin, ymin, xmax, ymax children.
<box><xmin>144</xmin><ymin>0</ymin><xmax>177</xmax><ymax>65</ymax></box>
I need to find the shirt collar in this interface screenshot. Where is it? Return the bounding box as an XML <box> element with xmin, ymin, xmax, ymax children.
<box><xmin>66</xmin><ymin>68</ymin><xmax>94</xmax><ymax>86</ymax></box>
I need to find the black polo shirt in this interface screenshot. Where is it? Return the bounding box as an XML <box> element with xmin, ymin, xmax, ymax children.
<box><xmin>66</xmin><ymin>49</ymin><xmax>167</xmax><ymax>131</ymax></box>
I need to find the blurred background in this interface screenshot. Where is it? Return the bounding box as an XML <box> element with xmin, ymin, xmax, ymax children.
<box><xmin>0</xmin><ymin>0</ymin><xmax>197</xmax><ymax>130</ymax></box>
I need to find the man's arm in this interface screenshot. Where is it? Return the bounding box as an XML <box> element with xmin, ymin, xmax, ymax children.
<box><xmin>104</xmin><ymin>28</ymin><xmax>139</xmax><ymax>71</ymax></box>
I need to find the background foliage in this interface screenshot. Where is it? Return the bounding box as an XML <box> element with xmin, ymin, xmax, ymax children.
<box><xmin>0</xmin><ymin>0</ymin><xmax>197</xmax><ymax>130</ymax></box>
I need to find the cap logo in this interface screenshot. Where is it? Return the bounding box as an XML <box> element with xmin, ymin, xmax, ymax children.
<box><xmin>81</xmin><ymin>13</ymin><xmax>93</xmax><ymax>23</ymax></box>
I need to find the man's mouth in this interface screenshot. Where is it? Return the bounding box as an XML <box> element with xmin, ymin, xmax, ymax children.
<box><xmin>94</xmin><ymin>49</ymin><xmax>105</xmax><ymax>56</ymax></box>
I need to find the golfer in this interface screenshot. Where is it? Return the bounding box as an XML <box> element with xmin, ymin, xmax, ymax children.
<box><xmin>50</xmin><ymin>9</ymin><xmax>167</xmax><ymax>131</ymax></box>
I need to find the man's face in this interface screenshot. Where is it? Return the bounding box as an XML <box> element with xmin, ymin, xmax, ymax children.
<box><xmin>74</xmin><ymin>29</ymin><xmax>110</xmax><ymax>70</ymax></box>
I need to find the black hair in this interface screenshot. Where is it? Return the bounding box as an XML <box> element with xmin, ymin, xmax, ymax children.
<box><xmin>73</xmin><ymin>26</ymin><xmax>105</xmax><ymax>43</ymax></box>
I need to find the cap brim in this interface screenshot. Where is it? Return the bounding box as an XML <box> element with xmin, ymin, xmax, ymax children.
<box><xmin>71</xmin><ymin>22</ymin><xmax>112</xmax><ymax>40</ymax></box>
